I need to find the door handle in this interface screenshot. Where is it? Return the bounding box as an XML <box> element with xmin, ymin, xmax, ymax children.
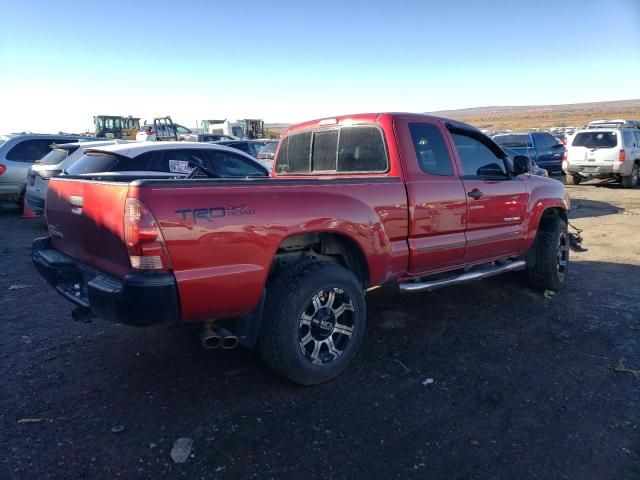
<box><xmin>467</xmin><ymin>189</ymin><xmax>483</xmax><ymax>200</ymax></box>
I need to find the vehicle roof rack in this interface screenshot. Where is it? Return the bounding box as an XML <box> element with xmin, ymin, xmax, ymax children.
<box><xmin>586</xmin><ymin>119</ymin><xmax>640</xmax><ymax>129</ymax></box>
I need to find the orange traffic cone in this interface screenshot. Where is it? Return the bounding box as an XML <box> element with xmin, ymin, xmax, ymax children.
<box><xmin>22</xmin><ymin>196</ymin><xmax>41</xmax><ymax>218</ymax></box>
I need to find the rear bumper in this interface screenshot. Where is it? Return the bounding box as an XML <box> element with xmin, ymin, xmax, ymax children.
<box><xmin>32</xmin><ymin>236</ymin><xmax>179</xmax><ymax>326</ymax></box>
<box><xmin>25</xmin><ymin>193</ymin><xmax>45</xmax><ymax>214</ymax></box>
<box><xmin>564</xmin><ymin>162</ymin><xmax>629</xmax><ymax>176</ymax></box>
<box><xmin>0</xmin><ymin>182</ymin><xmax>23</xmax><ymax>202</ymax></box>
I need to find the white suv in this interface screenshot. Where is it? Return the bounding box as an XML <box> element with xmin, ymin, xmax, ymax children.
<box><xmin>563</xmin><ymin>127</ymin><xmax>640</xmax><ymax>188</ymax></box>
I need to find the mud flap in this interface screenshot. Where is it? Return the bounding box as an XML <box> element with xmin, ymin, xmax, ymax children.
<box><xmin>232</xmin><ymin>291</ymin><xmax>265</xmax><ymax>348</ymax></box>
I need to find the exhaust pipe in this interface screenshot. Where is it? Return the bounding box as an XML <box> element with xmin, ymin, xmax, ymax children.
<box><xmin>200</xmin><ymin>325</ymin><xmax>221</xmax><ymax>350</ymax></box>
<box><xmin>217</xmin><ymin>327</ymin><xmax>239</xmax><ymax>350</ymax></box>
<box><xmin>399</xmin><ymin>259</ymin><xmax>526</xmax><ymax>293</ymax></box>
<box><xmin>200</xmin><ymin>325</ymin><xmax>238</xmax><ymax>350</ymax></box>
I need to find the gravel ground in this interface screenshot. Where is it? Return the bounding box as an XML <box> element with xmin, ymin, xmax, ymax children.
<box><xmin>1</xmin><ymin>179</ymin><xmax>639</xmax><ymax>480</ymax></box>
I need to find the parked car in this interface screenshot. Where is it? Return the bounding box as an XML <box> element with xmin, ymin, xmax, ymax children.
<box><xmin>212</xmin><ymin>140</ymin><xmax>262</xmax><ymax>158</ymax></box>
<box><xmin>179</xmin><ymin>133</ymin><xmax>238</xmax><ymax>142</ymax></box>
<box><xmin>63</xmin><ymin>142</ymin><xmax>269</xmax><ymax>178</ymax></box>
<box><xmin>0</xmin><ymin>133</ymin><xmax>93</xmax><ymax>206</ymax></box>
<box><xmin>563</xmin><ymin>126</ymin><xmax>640</xmax><ymax>187</ymax></box>
<box><xmin>493</xmin><ymin>132</ymin><xmax>565</xmax><ymax>174</ymax></box>
<box><xmin>256</xmin><ymin>140</ymin><xmax>279</xmax><ymax>161</ymax></box>
<box><xmin>25</xmin><ymin>140</ymin><xmax>129</xmax><ymax>214</ymax></box>
<box><xmin>34</xmin><ymin>113</ymin><xmax>569</xmax><ymax>385</ymax></box>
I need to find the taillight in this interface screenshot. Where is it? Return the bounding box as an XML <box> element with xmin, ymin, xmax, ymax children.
<box><xmin>563</xmin><ymin>150</ymin><xmax>567</xmax><ymax>160</ymax></box>
<box><xmin>124</xmin><ymin>198</ymin><xmax>171</xmax><ymax>271</ymax></box>
<box><xmin>619</xmin><ymin>149</ymin><xmax>626</xmax><ymax>162</ymax></box>
<box><xmin>0</xmin><ymin>164</ymin><xmax>6</xmax><ymax>175</ymax></box>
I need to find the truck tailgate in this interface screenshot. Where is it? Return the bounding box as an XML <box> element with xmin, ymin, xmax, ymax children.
<box><xmin>45</xmin><ymin>177</ymin><xmax>132</xmax><ymax>279</ymax></box>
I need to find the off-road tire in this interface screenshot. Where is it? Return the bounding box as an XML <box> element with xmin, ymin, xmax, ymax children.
<box><xmin>258</xmin><ymin>260</ymin><xmax>366</xmax><ymax>385</ymax></box>
<box><xmin>621</xmin><ymin>163</ymin><xmax>639</xmax><ymax>188</ymax></box>
<box><xmin>566</xmin><ymin>174</ymin><xmax>581</xmax><ymax>185</ymax></box>
<box><xmin>528</xmin><ymin>217</ymin><xmax>569</xmax><ymax>291</ymax></box>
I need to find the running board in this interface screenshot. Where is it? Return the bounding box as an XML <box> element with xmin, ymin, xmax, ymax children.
<box><xmin>399</xmin><ymin>259</ymin><xmax>527</xmax><ymax>293</ymax></box>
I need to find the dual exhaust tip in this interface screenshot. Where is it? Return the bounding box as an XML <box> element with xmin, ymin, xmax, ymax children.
<box><xmin>200</xmin><ymin>325</ymin><xmax>238</xmax><ymax>350</ymax></box>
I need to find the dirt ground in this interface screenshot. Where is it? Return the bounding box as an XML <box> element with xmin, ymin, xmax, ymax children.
<box><xmin>1</xmin><ymin>179</ymin><xmax>639</xmax><ymax>480</ymax></box>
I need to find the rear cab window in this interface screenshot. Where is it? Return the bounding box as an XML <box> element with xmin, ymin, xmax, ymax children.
<box><xmin>275</xmin><ymin>125</ymin><xmax>387</xmax><ymax>175</ymax></box>
<box><xmin>572</xmin><ymin>131</ymin><xmax>618</xmax><ymax>149</ymax></box>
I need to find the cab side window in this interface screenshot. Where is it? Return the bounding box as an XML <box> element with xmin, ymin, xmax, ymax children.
<box><xmin>452</xmin><ymin>133</ymin><xmax>508</xmax><ymax>178</ymax></box>
<box><xmin>408</xmin><ymin>123</ymin><xmax>453</xmax><ymax>176</ymax></box>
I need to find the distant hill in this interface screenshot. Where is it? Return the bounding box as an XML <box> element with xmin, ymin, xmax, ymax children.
<box><xmin>266</xmin><ymin>100</ymin><xmax>640</xmax><ymax>132</ymax></box>
<box><xmin>429</xmin><ymin>99</ymin><xmax>640</xmax><ymax>130</ymax></box>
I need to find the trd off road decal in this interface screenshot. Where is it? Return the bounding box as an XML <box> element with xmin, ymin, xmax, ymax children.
<box><xmin>176</xmin><ymin>205</ymin><xmax>256</xmax><ymax>223</ymax></box>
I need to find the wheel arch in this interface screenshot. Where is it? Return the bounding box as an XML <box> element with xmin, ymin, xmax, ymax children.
<box><xmin>270</xmin><ymin>231</ymin><xmax>370</xmax><ymax>288</ymax></box>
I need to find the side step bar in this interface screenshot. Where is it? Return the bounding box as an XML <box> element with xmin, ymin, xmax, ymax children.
<box><xmin>399</xmin><ymin>259</ymin><xmax>526</xmax><ymax>293</ymax></box>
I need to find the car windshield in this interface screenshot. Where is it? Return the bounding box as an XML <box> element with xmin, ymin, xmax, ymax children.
<box><xmin>493</xmin><ymin>134</ymin><xmax>531</xmax><ymax>148</ymax></box>
<box><xmin>66</xmin><ymin>152</ymin><xmax>118</xmax><ymax>175</ymax></box>
<box><xmin>40</xmin><ymin>147</ymin><xmax>77</xmax><ymax>165</ymax></box>
<box><xmin>572</xmin><ymin>131</ymin><xmax>618</xmax><ymax>149</ymax></box>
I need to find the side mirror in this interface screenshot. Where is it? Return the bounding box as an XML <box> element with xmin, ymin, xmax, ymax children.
<box><xmin>513</xmin><ymin>155</ymin><xmax>532</xmax><ymax>175</ymax></box>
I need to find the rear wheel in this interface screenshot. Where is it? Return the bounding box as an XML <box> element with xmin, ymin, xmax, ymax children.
<box><xmin>621</xmin><ymin>163</ymin><xmax>639</xmax><ymax>188</ymax></box>
<box><xmin>528</xmin><ymin>217</ymin><xmax>569</xmax><ymax>291</ymax></box>
<box><xmin>566</xmin><ymin>174</ymin><xmax>581</xmax><ymax>185</ymax></box>
<box><xmin>258</xmin><ymin>261</ymin><xmax>366</xmax><ymax>385</ymax></box>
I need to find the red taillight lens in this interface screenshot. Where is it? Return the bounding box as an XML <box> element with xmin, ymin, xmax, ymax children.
<box><xmin>619</xmin><ymin>149</ymin><xmax>626</xmax><ymax>162</ymax></box>
<box><xmin>0</xmin><ymin>164</ymin><xmax>6</xmax><ymax>175</ymax></box>
<box><xmin>124</xmin><ymin>198</ymin><xmax>171</xmax><ymax>271</ymax></box>
<box><xmin>563</xmin><ymin>150</ymin><xmax>568</xmax><ymax>160</ymax></box>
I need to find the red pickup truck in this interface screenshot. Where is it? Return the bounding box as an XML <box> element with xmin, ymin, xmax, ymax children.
<box><xmin>33</xmin><ymin>113</ymin><xmax>569</xmax><ymax>385</ymax></box>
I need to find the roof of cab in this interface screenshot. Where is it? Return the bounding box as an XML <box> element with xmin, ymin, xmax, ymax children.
<box><xmin>284</xmin><ymin>112</ymin><xmax>478</xmax><ymax>135</ymax></box>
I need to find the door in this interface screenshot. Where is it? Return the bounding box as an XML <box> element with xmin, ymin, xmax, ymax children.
<box><xmin>396</xmin><ymin>118</ymin><xmax>468</xmax><ymax>275</ymax></box>
<box><xmin>448</xmin><ymin>129</ymin><xmax>529</xmax><ymax>263</ymax></box>
<box><xmin>533</xmin><ymin>132</ymin><xmax>564</xmax><ymax>172</ymax></box>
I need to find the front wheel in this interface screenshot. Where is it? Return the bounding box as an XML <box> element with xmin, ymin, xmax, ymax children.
<box><xmin>258</xmin><ymin>261</ymin><xmax>366</xmax><ymax>385</ymax></box>
<box><xmin>528</xmin><ymin>217</ymin><xmax>569</xmax><ymax>291</ymax></box>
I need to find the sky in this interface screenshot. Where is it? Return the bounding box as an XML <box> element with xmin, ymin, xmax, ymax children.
<box><xmin>0</xmin><ymin>0</ymin><xmax>639</xmax><ymax>133</ymax></box>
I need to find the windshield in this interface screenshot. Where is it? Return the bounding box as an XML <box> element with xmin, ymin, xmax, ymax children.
<box><xmin>493</xmin><ymin>134</ymin><xmax>532</xmax><ymax>148</ymax></box>
<box><xmin>40</xmin><ymin>147</ymin><xmax>78</xmax><ymax>165</ymax></box>
<box><xmin>66</xmin><ymin>152</ymin><xmax>118</xmax><ymax>175</ymax></box>
<box><xmin>572</xmin><ymin>131</ymin><xmax>618</xmax><ymax>149</ymax></box>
